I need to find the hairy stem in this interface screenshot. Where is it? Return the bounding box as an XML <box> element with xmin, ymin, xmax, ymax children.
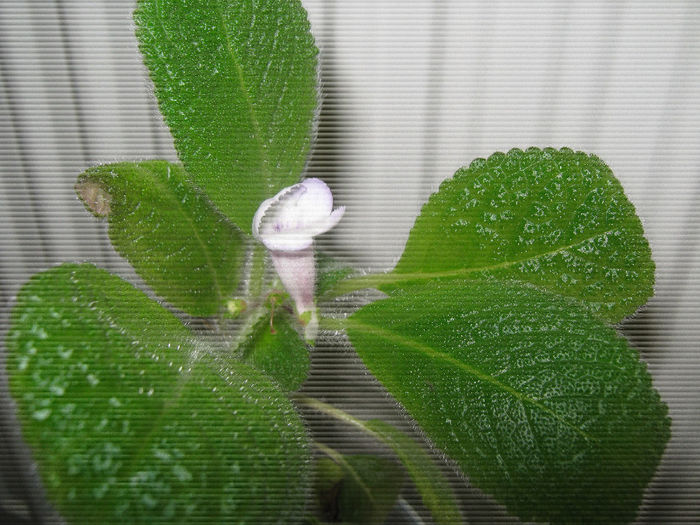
<box><xmin>291</xmin><ymin>394</ymin><xmax>381</xmax><ymax>440</ymax></box>
<box><xmin>249</xmin><ymin>242</ymin><xmax>266</xmax><ymax>299</ymax></box>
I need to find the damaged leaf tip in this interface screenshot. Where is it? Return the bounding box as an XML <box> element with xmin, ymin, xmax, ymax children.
<box><xmin>76</xmin><ymin>179</ymin><xmax>111</xmax><ymax>217</ymax></box>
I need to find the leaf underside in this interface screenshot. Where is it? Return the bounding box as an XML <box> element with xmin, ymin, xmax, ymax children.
<box><xmin>76</xmin><ymin>161</ymin><xmax>245</xmax><ymax>317</ymax></box>
<box><xmin>134</xmin><ymin>0</ymin><xmax>319</xmax><ymax>232</ymax></box>
<box><xmin>6</xmin><ymin>263</ymin><xmax>309</xmax><ymax>524</ymax></box>
<box><xmin>347</xmin><ymin>280</ymin><xmax>669</xmax><ymax>524</ymax></box>
<box><xmin>394</xmin><ymin>147</ymin><xmax>655</xmax><ymax>323</ymax></box>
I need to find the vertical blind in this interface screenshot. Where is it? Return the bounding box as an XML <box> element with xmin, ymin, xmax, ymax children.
<box><xmin>1</xmin><ymin>0</ymin><xmax>698</xmax><ymax>522</ymax></box>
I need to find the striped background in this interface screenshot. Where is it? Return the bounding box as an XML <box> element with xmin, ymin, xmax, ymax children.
<box><xmin>1</xmin><ymin>0</ymin><xmax>698</xmax><ymax>522</ymax></box>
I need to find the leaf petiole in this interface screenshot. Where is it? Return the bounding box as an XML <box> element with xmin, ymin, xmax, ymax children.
<box><xmin>292</xmin><ymin>394</ymin><xmax>370</xmax><ymax>434</ymax></box>
<box><xmin>249</xmin><ymin>242</ymin><xmax>267</xmax><ymax>300</ymax></box>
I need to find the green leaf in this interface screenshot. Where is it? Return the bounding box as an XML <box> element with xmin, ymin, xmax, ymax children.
<box><xmin>364</xmin><ymin>420</ymin><xmax>462</xmax><ymax>525</ymax></box>
<box><xmin>239</xmin><ymin>311</ymin><xmax>309</xmax><ymax>392</ymax></box>
<box><xmin>6</xmin><ymin>263</ymin><xmax>309</xmax><ymax>524</ymax></box>
<box><xmin>314</xmin><ymin>455</ymin><xmax>404</xmax><ymax>525</ymax></box>
<box><xmin>394</xmin><ymin>147</ymin><xmax>654</xmax><ymax>322</ymax></box>
<box><xmin>134</xmin><ymin>0</ymin><xmax>319</xmax><ymax>231</ymax></box>
<box><xmin>76</xmin><ymin>161</ymin><xmax>245</xmax><ymax>317</ymax></box>
<box><xmin>346</xmin><ymin>280</ymin><xmax>669</xmax><ymax>524</ymax></box>
<box><xmin>312</xmin><ymin>456</ymin><xmax>344</xmax><ymax>522</ymax></box>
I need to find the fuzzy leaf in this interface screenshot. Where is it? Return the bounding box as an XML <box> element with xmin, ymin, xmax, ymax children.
<box><xmin>394</xmin><ymin>148</ymin><xmax>654</xmax><ymax>322</ymax></box>
<box><xmin>239</xmin><ymin>311</ymin><xmax>309</xmax><ymax>392</ymax></box>
<box><xmin>6</xmin><ymin>263</ymin><xmax>309</xmax><ymax>524</ymax></box>
<box><xmin>346</xmin><ymin>280</ymin><xmax>669</xmax><ymax>524</ymax></box>
<box><xmin>134</xmin><ymin>0</ymin><xmax>318</xmax><ymax>231</ymax></box>
<box><xmin>76</xmin><ymin>161</ymin><xmax>245</xmax><ymax>317</ymax></box>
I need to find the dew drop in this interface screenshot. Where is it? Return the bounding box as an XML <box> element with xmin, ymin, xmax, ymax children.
<box><xmin>17</xmin><ymin>355</ymin><xmax>30</xmax><ymax>371</ymax></box>
<box><xmin>32</xmin><ymin>408</ymin><xmax>51</xmax><ymax>421</ymax></box>
<box><xmin>49</xmin><ymin>385</ymin><xmax>65</xmax><ymax>396</ymax></box>
<box><xmin>173</xmin><ymin>464</ymin><xmax>192</xmax><ymax>482</ymax></box>
<box><xmin>141</xmin><ymin>493</ymin><xmax>157</xmax><ymax>509</ymax></box>
<box><xmin>57</xmin><ymin>345</ymin><xmax>73</xmax><ymax>359</ymax></box>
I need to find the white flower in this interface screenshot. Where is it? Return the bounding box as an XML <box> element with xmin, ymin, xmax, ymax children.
<box><xmin>253</xmin><ymin>178</ymin><xmax>345</xmax><ymax>252</ymax></box>
<box><xmin>252</xmin><ymin>178</ymin><xmax>344</xmax><ymax>341</ymax></box>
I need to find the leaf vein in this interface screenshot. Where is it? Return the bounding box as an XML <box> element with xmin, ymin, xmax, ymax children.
<box><xmin>136</xmin><ymin>164</ymin><xmax>226</xmax><ymax>307</ymax></box>
<box><xmin>214</xmin><ymin>0</ymin><xmax>272</xmax><ymax>185</ymax></box>
<box><xmin>348</xmin><ymin>319</ymin><xmax>596</xmax><ymax>442</ymax></box>
<box><xmin>335</xmin><ymin>228</ymin><xmax>619</xmax><ymax>296</ymax></box>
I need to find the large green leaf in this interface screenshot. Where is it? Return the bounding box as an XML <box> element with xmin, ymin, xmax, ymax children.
<box><xmin>134</xmin><ymin>0</ymin><xmax>318</xmax><ymax>231</ymax></box>
<box><xmin>346</xmin><ymin>280</ymin><xmax>669</xmax><ymax>524</ymax></box>
<box><xmin>393</xmin><ymin>148</ymin><xmax>654</xmax><ymax>322</ymax></box>
<box><xmin>6</xmin><ymin>263</ymin><xmax>309</xmax><ymax>524</ymax></box>
<box><xmin>239</xmin><ymin>311</ymin><xmax>309</xmax><ymax>392</ymax></box>
<box><xmin>76</xmin><ymin>161</ymin><xmax>245</xmax><ymax>317</ymax></box>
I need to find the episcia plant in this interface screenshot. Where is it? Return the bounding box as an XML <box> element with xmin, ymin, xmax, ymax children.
<box><xmin>4</xmin><ymin>1</ymin><xmax>670</xmax><ymax>524</ymax></box>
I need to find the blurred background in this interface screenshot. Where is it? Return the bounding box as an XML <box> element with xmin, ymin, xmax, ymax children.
<box><xmin>1</xmin><ymin>0</ymin><xmax>698</xmax><ymax>523</ymax></box>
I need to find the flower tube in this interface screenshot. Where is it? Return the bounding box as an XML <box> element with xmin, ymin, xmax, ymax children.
<box><xmin>252</xmin><ymin>178</ymin><xmax>344</xmax><ymax>340</ymax></box>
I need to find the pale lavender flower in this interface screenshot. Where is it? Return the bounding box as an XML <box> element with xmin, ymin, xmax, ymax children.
<box><xmin>253</xmin><ymin>178</ymin><xmax>344</xmax><ymax>340</ymax></box>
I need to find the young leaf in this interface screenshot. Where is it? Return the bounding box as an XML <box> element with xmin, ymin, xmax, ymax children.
<box><xmin>134</xmin><ymin>0</ymin><xmax>319</xmax><ymax>231</ymax></box>
<box><xmin>312</xmin><ymin>456</ymin><xmax>344</xmax><ymax>520</ymax></box>
<box><xmin>394</xmin><ymin>148</ymin><xmax>654</xmax><ymax>322</ymax></box>
<box><xmin>76</xmin><ymin>161</ymin><xmax>245</xmax><ymax>317</ymax></box>
<box><xmin>345</xmin><ymin>280</ymin><xmax>669</xmax><ymax>524</ymax></box>
<box><xmin>314</xmin><ymin>455</ymin><xmax>404</xmax><ymax>525</ymax></box>
<box><xmin>364</xmin><ymin>419</ymin><xmax>463</xmax><ymax>525</ymax></box>
<box><xmin>239</xmin><ymin>311</ymin><xmax>310</xmax><ymax>392</ymax></box>
<box><xmin>6</xmin><ymin>263</ymin><xmax>309</xmax><ymax>524</ymax></box>
<box><xmin>292</xmin><ymin>396</ymin><xmax>463</xmax><ymax>525</ymax></box>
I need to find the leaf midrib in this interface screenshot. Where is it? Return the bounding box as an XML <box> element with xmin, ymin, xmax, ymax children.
<box><xmin>75</xmin><ymin>269</ymin><xmax>197</xmax><ymax>516</ymax></box>
<box><xmin>112</xmin><ymin>348</ymin><xmax>197</xmax><ymax>493</ymax></box>
<box><xmin>347</xmin><ymin>318</ymin><xmax>595</xmax><ymax>443</ymax></box>
<box><xmin>334</xmin><ymin>228</ymin><xmax>618</xmax><ymax>295</ymax></box>
<box><xmin>214</xmin><ymin>0</ymin><xmax>272</xmax><ymax>186</ymax></box>
<box><xmin>128</xmin><ymin>163</ymin><xmax>227</xmax><ymax>308</ymax></box>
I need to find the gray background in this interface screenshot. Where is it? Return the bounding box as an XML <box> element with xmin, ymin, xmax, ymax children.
<box><xmin>1</xmin><ymin>0</ymin><xmax>698</xmax><ymax>522</ymax></box>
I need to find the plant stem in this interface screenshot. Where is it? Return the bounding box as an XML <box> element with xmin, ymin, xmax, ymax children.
<box><xmin>249</xmin><ymin>242</ymin><xmax>266</xmax><ymax>299</ymax></box>
<box><xmin>291</xmin><ymin>394</ymin><xmax>381</xmax><ymax>441</ymax></box>
<box><xmin>397</xmin><ymin>497</ymin><xmax>427</xmax><ymax>525</ymax></box>
<box><xmin>224</xmin><ymin>243</ymin><xmax>275</xmax><ymax>352</ymax></box>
